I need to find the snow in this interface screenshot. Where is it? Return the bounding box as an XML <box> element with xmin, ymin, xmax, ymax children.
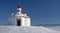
<box><xmin>45</xmin><ymin>26</ymin><xmax>60</xmax><ymax>31</ymax></box>
<box><xmin>0</xmin><ymin>26</ymin><xmax>60</xmax><ymax>33</ymax></box>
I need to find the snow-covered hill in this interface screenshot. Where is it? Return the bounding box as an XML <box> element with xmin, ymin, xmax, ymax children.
<box><xmin>0</xmin><ymin>26</ymin><xmax>60</xmax><ymax>33</ymax></box>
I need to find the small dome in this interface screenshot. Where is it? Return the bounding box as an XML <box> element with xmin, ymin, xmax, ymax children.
<box><xmin>17</xmin><ymin>4</ymin><xmax>21</xmax><ymax>8</ymax></box>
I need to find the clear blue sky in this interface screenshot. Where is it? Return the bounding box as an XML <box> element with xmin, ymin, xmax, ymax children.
<box><xmin>0</xmin><ymin>0</ymin><xmax>60</xmax><ymax>25</ymax></box>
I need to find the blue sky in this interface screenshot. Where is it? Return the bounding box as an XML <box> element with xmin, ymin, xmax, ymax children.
<box><xmin>0</xmin><ymin>0</ymin><xmax>60</xmax><ymax>25</ymax></box>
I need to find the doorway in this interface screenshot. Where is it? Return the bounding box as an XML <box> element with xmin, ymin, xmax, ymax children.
<box><xmin>17</xmin><ymin>20</ymin><xmax>21</xmax><ymax>26</ymax></box>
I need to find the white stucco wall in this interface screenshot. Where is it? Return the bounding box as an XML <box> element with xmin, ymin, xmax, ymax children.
<box><xmin>21</xmin><ymin>17</ymin><xmax>25</xmax><ymax>26</ymax></box>
<box><xmin>25</xmin><ymin>18</ymin><xmax>31</xmax><ymax>26</ymax></box>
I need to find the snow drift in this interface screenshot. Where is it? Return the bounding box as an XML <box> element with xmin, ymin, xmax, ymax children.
<box><xmin>0</xmin><ymin>26</ymin><xmax>60</xmax><ymax>33</ymax></box>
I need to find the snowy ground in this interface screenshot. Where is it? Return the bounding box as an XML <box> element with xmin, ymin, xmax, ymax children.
<box><xmin>45</xmin><ymin>26</ymin><xmax>60</xmax><ymax>31</ymax></box>
<box><xmin>0</xmin><ymin>26</ymin><xmax>60</xmax><ymax>33</ymax></box>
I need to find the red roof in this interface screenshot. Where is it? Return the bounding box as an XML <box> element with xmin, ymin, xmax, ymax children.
<box><xmin>17</xmin><ymin>4</ymin><xmax>21</xmax><ymax>8</ymax></box>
